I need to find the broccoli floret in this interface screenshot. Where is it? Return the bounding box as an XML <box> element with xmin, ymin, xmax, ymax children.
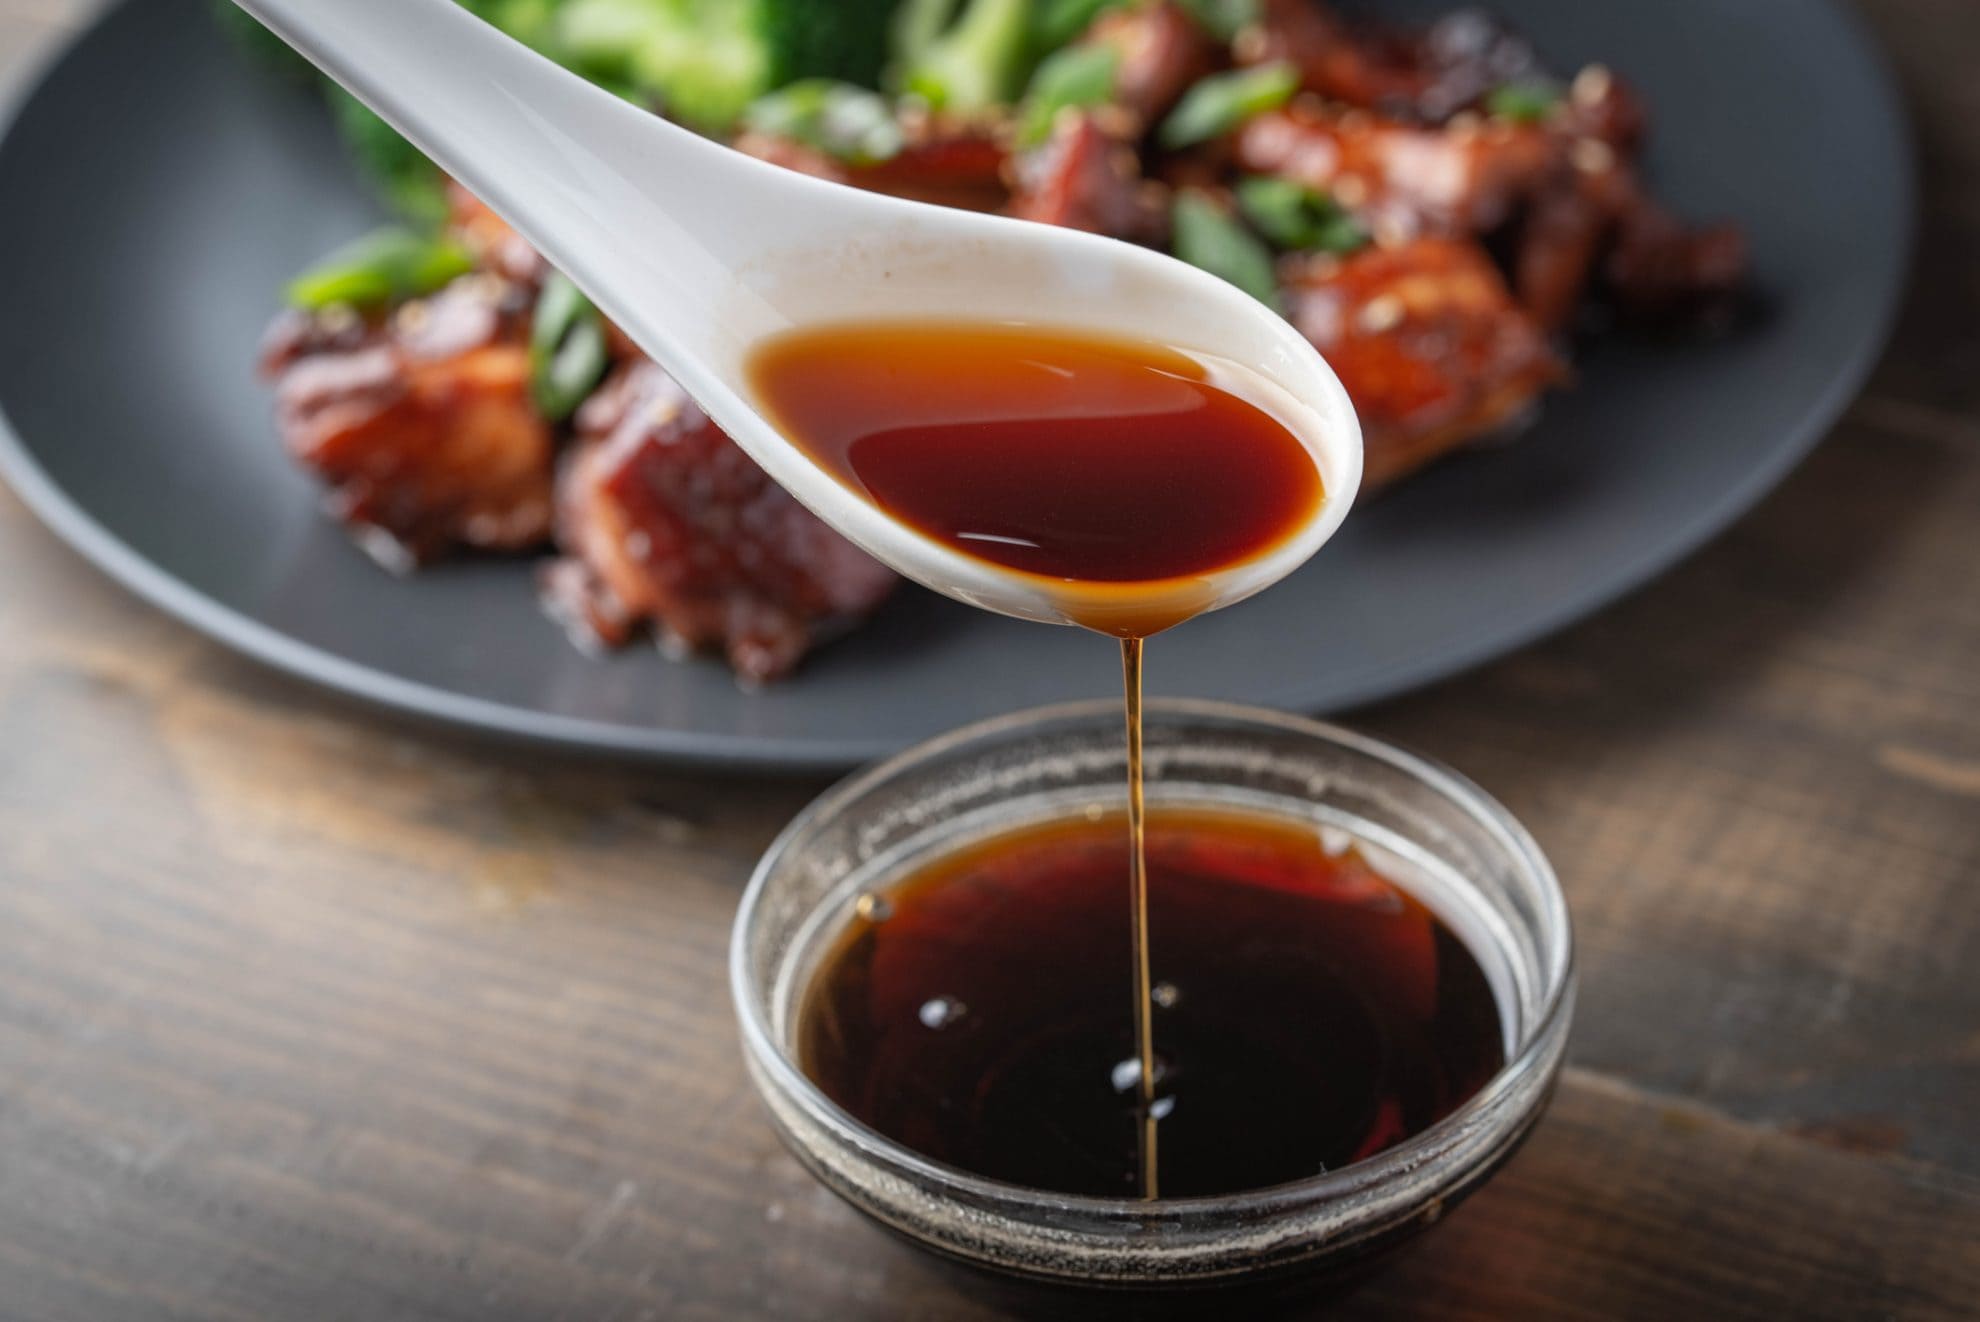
<box><xmin>556</xmin><ymin>0</ymin><xmax>896</xmax><ymax>133</ymax></box>
<box><xmin>763</xmin><ymin>0</ymin><xmax>898</xmax><ymax>91</ymax></box>
<box><xmin>248</xmin><ymin>0</ymin><xmax>901</xmax><ymax>222</ymax></box>
<box><xmin>889</xmin><ymin>0</ymin><xmax>1031</xmax><ymax>113</ymax></box>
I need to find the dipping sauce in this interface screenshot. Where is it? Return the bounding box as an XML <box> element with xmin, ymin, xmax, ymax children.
<box><xmin>797</xmin><ymin>807</ymin><xmax>1505</xmax><ymax>1200</ymax></box>
<box><xmin>747</xmin><ymin>321</ymin><xmax>1324</xmax><ymax>616</ymax></box>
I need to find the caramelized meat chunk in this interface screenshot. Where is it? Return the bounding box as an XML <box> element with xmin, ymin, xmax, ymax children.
<box><xmin>1559</xmin><ymin>63</ymin><xmax>1647</xmax><ymax>156</ymax></box>
<box><xmin>736</xmin><ymin>118</ymin><xmax>1009</xmax><ymax>212</ymax></box>
<box><xmin>1236</xmin><ymin>103</ymin><xmax>1559</xmax><ymax>239</ymax></box>
<box><xmin>1513</xmin><ymin>176</ymin><xmax>1616</xmax><ymax>333</ymax></box>
<box><xmin>1246</xmin><ymin>0</ymin><xmax>1542</xmax><ymax>122</ymax></box>
<box><xmin>1607</xmin><ymin>208</ymin><xmax>1748</xmax><ymax>327</ymax></box>
<box><xmin>1085</xmin><ymin>0</ymin><xmax>1219</xmax><ymax>127</ymax></box>
<box><xmin>1514</xmin><ymin>148</ymin><xmax>1745</xmax><ymax>333</ymax></box>
<box><xmin>1009</xmin><ymin>110</ymin><xmax>1169</xmax><ymax>243</ymax></box>
<box><xmin>855</xmin><ymin>120</ymin><xmax>1010</xmax><ymax>210</ymax></box>
<box><xmin>260</xmin><ymin>278</ymin><xmax>554</xmax><ymax>566</ymax></box>
<box><xmin>1285</xmin><ymin>238</ymin><xmax>1562</xmax><ymax>485</ymax></box>
<box><xmin>546</xmin><ymin>360</ymin><xmax>895</xmax><ymax>682</ymax></box>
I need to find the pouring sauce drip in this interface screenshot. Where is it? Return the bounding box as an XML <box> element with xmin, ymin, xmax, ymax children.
<box><xmin>752</xmin><ymin>321</ymin><xmax>1331</xmax><ymax>1200</ymax></box>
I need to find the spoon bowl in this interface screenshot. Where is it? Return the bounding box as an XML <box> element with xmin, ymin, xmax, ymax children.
<box><xmin>236</xmin><ymin>0</ymin><xmax>1363</xmax><ymax>627</ymax></box>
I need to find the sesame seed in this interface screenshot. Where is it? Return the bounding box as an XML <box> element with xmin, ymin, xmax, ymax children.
<box><xmin>1094</xmin><ymin>104</ymin><xmax>1138</xmax><ymax>139</ymax></box>
<box><xmin>1572</xmin><ymin>64</ymin><xmax>1614</xmax><ymax>107</ymax></box>
<box><xmin>1359</xmin><ymin>293</ymin><xmax>1405</xmax><ymax>334</ymax></box>
<box><xmin>1571</xmin><ymin>137</ymin><xmax>1616</xmax><ymax>174</ymax></box>
<box><xmin>1373</xmin><ymin>216</ymin><xmax>1412</xmax><ymax>249</ymax></box>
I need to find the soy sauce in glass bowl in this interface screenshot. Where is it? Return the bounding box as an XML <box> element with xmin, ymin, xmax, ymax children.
<box><xmin>732</xmin><ymin>700</ymin><xmax>1574</xmax><ymax>1303</ymax></box>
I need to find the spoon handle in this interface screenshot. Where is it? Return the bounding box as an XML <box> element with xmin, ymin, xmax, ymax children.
<box><xmin>233</xmin><ymin>0</ymin><xmax>787</xmax><ymax>377</ymax></box>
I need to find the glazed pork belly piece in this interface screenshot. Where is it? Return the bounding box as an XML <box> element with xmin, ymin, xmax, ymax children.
<box><xmin>1008</xmin><ymin>110</ymin><xmax>1171</xmax><ymax>244</ymax></box>
<box><xmin>1243</xmin><ymin>0</ymin><xmax>1546</xmax><ymax>122</ymax></box>
<box><xmin>544</xmin><ymin>359</ymin><xmax>897</xmax><ymax>684</ymax></box>
<box><xmin>1235</xmin><ymin>102</ymin><xmax>1561</xmax><ymax>240</ymax></box>
<box><xmin>1082</xmin><ymin>0</ymin><xmax>1220</xmax><ymax>128</ymax></box>
<box><xmin>270</xmin><ymin>172</ymin><xmax>896</xmax><ymax>680</ymax></box>
<box><xmin>259</xmin><ymin>275</ymin><xmax>554</xmax><ymax>568</ymax></box>
<box><xmin>1513</xmin><ymin>154</ymin><xmax>1746</xmax><ymax>334</ymax></box>
<box><xmin>735</xmin><ymin>116</ymin><xmax>1010</xmax><ymax>211</ymax></box>
<box><xmin>852</xmin><ymin>119</ymin><xmax>1011</xmax><ymax>210</ymax></box>
<box><xmin>1283</xmin><ymin>237</ymin><xmax>1562</xmax><ymax>486</ymax></box>
<box><xmin>1239</xmin><ymin>89</ymin><xmax>1742</xmax><ymax>334</ymax></box>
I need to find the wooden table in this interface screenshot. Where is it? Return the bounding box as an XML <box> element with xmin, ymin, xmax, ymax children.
<box><xmin>3</xmin><ymin>3</ymin><xmax>1976</xmax><ymax>1317</ymax></box>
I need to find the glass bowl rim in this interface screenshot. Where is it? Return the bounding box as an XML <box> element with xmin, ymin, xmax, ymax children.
<box><xmin>730</xmin><ymin>696</ymin><xmax>1574</xmax><ymax>1220</ymax></box>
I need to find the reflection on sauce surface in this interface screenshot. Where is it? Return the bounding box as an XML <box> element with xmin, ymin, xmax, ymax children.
<box><xmin>797</xmin><ymin>806</ymin><xmax>1506</xmax><ymax>1199</ymax></box>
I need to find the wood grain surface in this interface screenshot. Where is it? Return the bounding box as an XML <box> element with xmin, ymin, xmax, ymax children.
<box><xmin>2</xmin><ymin>1</ymin><xmax>1978</xmax><ymax>1318</ymax></box>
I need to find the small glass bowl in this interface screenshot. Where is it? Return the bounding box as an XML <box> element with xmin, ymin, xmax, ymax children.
<box><xmin>731</xmin><ymin>700</ymin><xmax>1573</xmax><ymax>1294</ymax></box>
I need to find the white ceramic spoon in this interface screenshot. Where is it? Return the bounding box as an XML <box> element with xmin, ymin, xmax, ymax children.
<box><xmin>235</xmin><ymin>0</ymin><xmax>1362</xmax><ymax>628</ymax></box>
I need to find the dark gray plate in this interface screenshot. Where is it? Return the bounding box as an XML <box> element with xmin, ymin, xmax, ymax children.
<box><xmin>0</xmin><ymin>0</ymin><xmax>1911</xmax><ymax>771</ymax></box>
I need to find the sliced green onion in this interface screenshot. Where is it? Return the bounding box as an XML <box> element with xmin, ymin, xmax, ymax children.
<box><xmin>1016</xmin><ymin>44</ymin><xmax>1119</xmax><ymax>147</ymax></box>
<box><xmin>1032</xmin><ymin>0</ymin><xmax>1127</xmax><ymax>50</ymax></box>
<box><xmin>1171</xmin><ymin>191</ymin><xmax>1280</xmax><ymax>310</ymax></box>
<box><xmin>531</xmin><ymin>272</ymin><xmax>609</xmax><ymax>422</ymax></box>
<box><xmin>286</xmin><ymin>228</ymin><xmax>474</xmax><ymax>311</ymax></box>
<box><xmin>1235</xmin><ymin>175</ymin><xmax>1369</xmax><ymax>254</ymax></box>
<box><xmin>1176</xmin><ymin>0</ymin><xmax>1260</xmax><ymax>42</ymax></box>
<box><xmin>1486</xmin><ymin>80</ymin><xmax>1562</xmax><ymax>123</ymax></box>
<box><xmin>1157</xmin><ymin>61</ymin><xmax>1298</xmax><ymax>150</ymax></box>
<box><xmin>889</xmin><ymin>0</ymin><xmax>961</xmax><ymax>75</ymax></box>
<box><xmin>536</xmin><ymin>319</ymin><xmax>608</xmax><ymax>422</ymax></box>
<box><xmin>742</xmin><ymin>79</ymin><xmax>905</xmax><ymax>165</ymax></box>
<box><xmin>531</xmin><ymin>271</ymin><xmax>590</xmax><ymax>360</ymax></box>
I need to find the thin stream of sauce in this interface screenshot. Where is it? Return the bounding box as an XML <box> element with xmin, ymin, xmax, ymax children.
<box><xmin>1121</xmin><ymin>636</ymin><xmax>1157</xmax><ymax>1199</ymax></box>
